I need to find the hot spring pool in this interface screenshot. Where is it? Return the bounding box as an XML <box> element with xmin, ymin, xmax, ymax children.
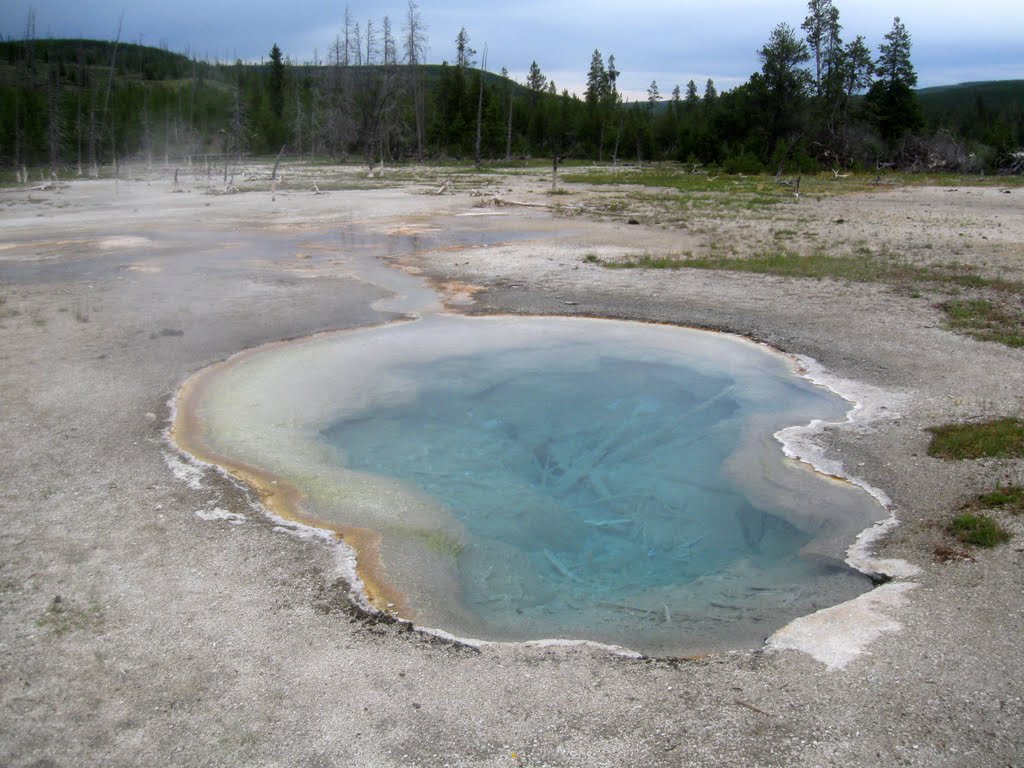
<box><xmin>180</xmin><ymin>315</ymin><xmax>886</xmax><ymax>656</ymax></box>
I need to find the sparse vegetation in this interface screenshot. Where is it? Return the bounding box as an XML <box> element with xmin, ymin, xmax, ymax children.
<box><xmin>926</xmin><ymin>418</ymin><xmax>1024</xmax><ymax>460</ymax></box>
<box><xmin>0</xmin><ymin>294</ymin><xmax>21</xmax><ymax>322</ymax></box>
<box><xmin>941</xmin><ymin>298</ymin><xmax>1024</xmax><ymax>348</ymax></box>
<box><xmin>587</xmin><ymin>240</ymin><xmax>1024</xmax><ymax>349</ymax></box>
<box><xmin>36</xmin><ymin>595</ymin><xmax>104</xmax><ymax>635</ymax></box>
<box><xmin>972</xmin><ymin>486</ymin><xmax>1024</xmax><ymax>514</ymax></box>
<box><xmin>598</xmin><ymin>249</ymin><xmax>1021</xmax><ymax>289</ymax></box>
<box><xmin>948</xmin><ymin>513</ymin><xmax>1012</xmax><ymax>548</ymax></box>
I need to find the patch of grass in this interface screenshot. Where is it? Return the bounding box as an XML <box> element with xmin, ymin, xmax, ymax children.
<box><xmin>948</xmin><ymin>513</ymin><xmax>1012</xmax><ymax>548</ymax></box>
<box><xmin>602</xmin><ymin>253</ymin><xmax>688</xmax><ymax>270</ymax></box>
<box><xmin>973</xmin><ymin>486</ymin><xmax>1024</xmax><ymax>514</ymax></box>
<box><xmin>582</xmin><ymin>253</ymin><xmax>600</xmax><ymax>264</ymax></box>
<box><xmin>926</xmin><ymin>418</ymin><xmax>1024</xmax><ymax>460</ymax></box>
<box><xmin>600</xmin><ymin>252</ymin><xmax>1024</xmax><ymax>352</ymax></box>
<box><xmin>601</xmin><ymin>249</ymin><xmax>1023</xmax><ymax>290</ymax></box>
<box><xmin>36</xmin><ymin>595</ymin><xmax>104</xmax><ymax>635</ymax></box>
<box><xmin>941</xmin><ymin>298</ymin><xmax>1024</xmax><ymax>347</ymax></box>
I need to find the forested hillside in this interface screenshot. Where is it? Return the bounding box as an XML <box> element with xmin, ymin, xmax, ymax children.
<box><xmin>918</xmin><ymin>81</ymin><xmax>1024</xmax><ymax>156</ymax></box>
<box><xmin>2</xmin><ymin>0</ymin><xmax>1022</xmax><ymax>176</ymax></box>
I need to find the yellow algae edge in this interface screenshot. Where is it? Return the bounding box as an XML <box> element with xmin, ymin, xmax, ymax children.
<box><xmin>167</xmin><ymin>313</ymin><xmax>915</xmax><ymax>661</ymax></box>
<box><xmin>168</xmin><ymin>331</ymin><xmax>411</xmax><ymax>618</ymax></box>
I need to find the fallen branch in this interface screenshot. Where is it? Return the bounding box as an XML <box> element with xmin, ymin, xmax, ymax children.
<box><xmin>733</xmin><ymin>699</ymin><xmax>772</xmax><ymax>717</ymax></box>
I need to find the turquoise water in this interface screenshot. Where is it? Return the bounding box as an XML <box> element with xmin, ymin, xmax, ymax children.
<box><xmin>308</xmin><ymin>319</ymin><xmax>878</xmax><ymax>654</ymax></box>
<box><xmin>193</xmin><ymin>315</ymin><xmax>883</xmax><ymax>654</ymax></box>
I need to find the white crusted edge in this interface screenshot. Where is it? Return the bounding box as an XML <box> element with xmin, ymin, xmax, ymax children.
<box><xmin>775</xmin><ymin>353</ymin><xmax>921</xmax><ymax>580</ymax></box>
<box><xmin>162</xmin><ymin>392</ymin><xmax>375</xmax><ymax>614</ymax></box>
<box><xmin>406</xmin><ymin>625</ymin><xmax>646</xmax><ymax>659</ymax></box>
<box><xmin>765</xmin><ymin>582</ymin><xmax>918</xmax><ymax>670</ymax></box>
<box><xmin>764</xmin><ymin>353</ymin><xmax>922</xmax><ymax>669</ymax></box>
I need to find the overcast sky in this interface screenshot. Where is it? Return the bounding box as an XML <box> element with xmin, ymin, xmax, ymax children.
<box><xmin>4</xmin><ymin>1</ymin><xmax>1023</xmax><ymax>99</ymax></box>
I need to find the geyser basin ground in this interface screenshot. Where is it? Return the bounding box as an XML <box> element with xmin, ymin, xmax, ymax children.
<box><xmin>176</xmin><ymin>314</ymin><xmax>886</xmax><ymax>656</ymax></box>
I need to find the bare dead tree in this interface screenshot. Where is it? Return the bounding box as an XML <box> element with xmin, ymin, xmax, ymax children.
<box><xmin>13</xmin><ymin>9</ymin><xmax>37</xmax><ymax>183</ymax></box>
<box><xmin>506</xmin><ymin>92</ymin><xmax>513</xmax><ymax>161</ymax></box>
<box><xmin>75</xmin><ymin>43</ymin><xmax>87</xmax><ymax>175</ymax></box>
<box><xmin>293</xmin><ymin>87</ymin><xmax>304</xmax><ymax>158</ymax></box>
<box><xmin>140</xmin><ymin>94</ymin><xmax>153</xmax><ymax>169</ymax></box>
<box><xmin>308</xmin><ymin>80</ymin><xmax>323</xmax><ymax>156</ymax></box>
<box><xmin>47</xmin><ymin>62</ymin><xmax>63</xmax><ymax>178</ymax></box>
<box><xmin>358</xmin><ymin>58</ymin><xmax>402</xmax><ymax>173</ymax></box>
<box><xmin>474</xmin><ymin>44</ymin><xmax>488</xmax><ymax>167</ymax></box>
<box><xmin>365</xmin><ymin>19</ymin><xmax>377</xmax><ymax>65</ymax></box>
<box><xmin>403</xmin><ymin>0</ymin><xmax>428</xmax><ymax>162</ymax></box>
<box><xmin>14</xmin><ymin>63</ymin><xmax>26</xmax><ymax>183</ymax></box>
<box><xmin>225</xmin><ymin>64</ymin><xmax>247</xmax><ymax>183</ymax></box>
<box><xmin>24</xmin><ymin>7</ymin><xmax>36</xmax><ymax>52</ymax></box>
<box><xmin>342</xmin><ymin>7</ymin><xmax>352</xmax><ymax>66</ymax></box>
<box><xmin>324</xmin><ymin>33</ymin><xmax>354</xmax><ymax>159</ymax></box>
<box><xmin>101</xmin><ymin>13</ymin><xmax>125</xmax><ymax>179</ymax></box>
<box><xmin>352</xmin><ymin>21</ymin><xmax>363</xmax><ymax>66</ymax></box>
<box><xmin>611</xmin><ymin>108</ymin><xmax>624</xmax><ymax>167</ymax></box>
<box><xmin>382</xmin><ymin>16</ymin><xmax>397</xmax><ymax>66</ymax></box>
<box><xmin>88</xmin><ymin>95</ymin><xmax>98</xmax><ymax>177</ymax></box>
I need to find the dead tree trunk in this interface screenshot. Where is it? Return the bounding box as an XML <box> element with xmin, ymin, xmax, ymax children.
<box><xmin>474</xmin><ymin>45</ymin><xmax>488</xmax><ymax>168</ymax></box>
<box><xmin>47</xmin><ymin>63</ymin><xmax>61</xmax><ymax>178</ymax></box>
<box><xmin>271</xmin><ymin>145</ymin><xmax>286</xmax><ymax>181</ymax></box>
<box><xmin>505</xmin><ymin>93</ymin><xmax>513</xmax><ymax>161</ymax></box>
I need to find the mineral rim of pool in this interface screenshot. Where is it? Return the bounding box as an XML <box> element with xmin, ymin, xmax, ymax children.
<box><xmin>175</xmin><ymin>314</ymin><xmax>886</xmax><ymax>657</ymax></box>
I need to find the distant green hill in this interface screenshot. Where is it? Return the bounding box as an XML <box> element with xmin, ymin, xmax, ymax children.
<box><xmin>0</xmin><ymin>38</ymin><xmax>212</xmax><ymax>81</ymax></box>
<box><xmin>918</xmin><ymin>79</ymin><xmax>1024</xmax><ymax>101</ymax></box>
<box><xmin>917</xmin><ymin>80</ymin><xmax>1024</xmax><ymax>151</ymax></box>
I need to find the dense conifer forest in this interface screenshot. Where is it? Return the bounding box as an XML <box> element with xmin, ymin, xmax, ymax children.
<box><xmin>1</xmin><ymin>0</ymin><xmax>1022</xmax><ymax>176</ymax></box>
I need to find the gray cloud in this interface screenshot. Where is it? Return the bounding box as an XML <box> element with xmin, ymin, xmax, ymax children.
<box><xmin>3</xmin><ymin>0</ymin><xmax>1022</xmax><ymax>94</ymax></box>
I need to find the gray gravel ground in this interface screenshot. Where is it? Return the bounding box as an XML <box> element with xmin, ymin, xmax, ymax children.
<box><xmin>1</xmin><ymin>168</ymin><xmax>1022</xmax><ymax>767</ymax></box>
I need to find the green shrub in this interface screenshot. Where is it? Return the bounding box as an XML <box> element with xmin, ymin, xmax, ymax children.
<box><xmin>976</xmin><ymin>486</ymin><xmax>1024</xmax><ymax>514</ymax></box>
<box><xmin>926</xmin><ymin>418</ymin><xmax>1024</xmax><ymax>459</ymax></box>
<box><xmin>948</xmin><ymin>513</ymin><xmax>1012</xmax><ymax>547</ymax></box>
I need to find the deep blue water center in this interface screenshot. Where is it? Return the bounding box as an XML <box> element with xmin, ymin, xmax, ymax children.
<box><xmin>318</xmin><ymin>328</ymin><xmax>874</xmax><ymax>653</ymax></box>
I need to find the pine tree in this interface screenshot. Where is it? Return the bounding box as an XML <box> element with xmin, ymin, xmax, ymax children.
<box><xmin>527</xmin><ymin>61</ymin><xmax>546</xmax><ymax>92</ymax></box>
<box><xmin>585</xmin><ymin>50</ymin><xmax>605</xmax><ymax>105</ymax></box>
<box><xmin>685</xmin><ymin>80</ymin><xmax>700</xmax><ymax>108</ymax></box>
<box><xmin>703</xmin><ymin>79</ymin><xmax>717</xmax><ymax>104</ymax></box>
<box><xmin>455</xmin><ymin>27</ymin><xmax>475</xmax><ymax>68</ymax></box>
<box><xmin>605</xmin><ymin>55</ymin><xmax>619</xmax><ymax>99</ymax></box>
<box><xmin>801</xmin><ymin>0</ymin><xmax>841</xmax><ymax>95</ymax></box>
<box><xmin>647</xmin><ymin>80</ymin><xmax>660</xmax><ymax>108</ymax></box>
<box><xmin>865</xmin><ymin>17</ymin><xmax>922</xmax><ymax>142</ymax></box>
<box><xmin>877</xmin><ymin>16</ymin><xmax>917</xmax><ymax>89</ymax></box>
<box><xmin>269</xmin><ymin>44</ymin><xmax>285</xmax><ymax>121</ymax></box>
<box><xmin>754</xmin><ymin>23</ymin><xmax>812</xmax><ymax>161</ymax></box>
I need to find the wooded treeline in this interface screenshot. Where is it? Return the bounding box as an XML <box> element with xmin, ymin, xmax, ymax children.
<box><xmin>2</xmin><ymin>0</ymin><xmax>1022</xmax><ymax>176</ymax></box>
